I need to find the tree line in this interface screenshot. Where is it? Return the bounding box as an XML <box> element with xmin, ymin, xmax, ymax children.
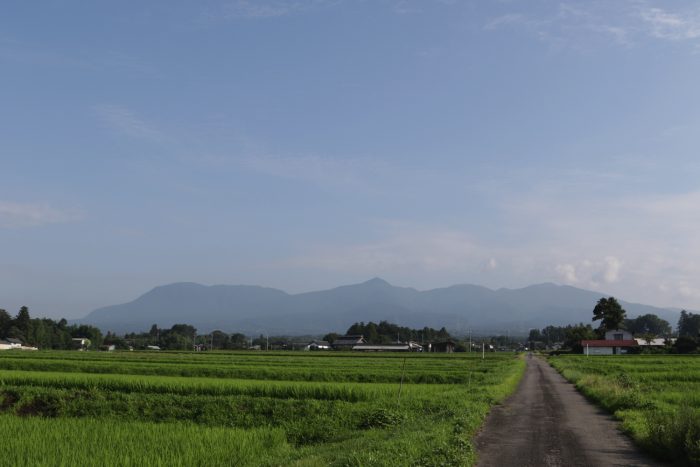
<box><xmin>115</xmin><ymin>325</ymin><xmax>251</xmax><ymax>351</ymax></box>
<box><xmin>323</xmin><ymin>320</ymin><xmax>451</xmax><ymax>345</ymax></box>
<box><xmin>0</xmin><ymin>306</ymin><xmax>103</xmax><ymax>350</ymax></box>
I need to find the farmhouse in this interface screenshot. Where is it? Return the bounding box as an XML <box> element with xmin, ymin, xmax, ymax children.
<box><xmin>581</xmin><ymin>329</ymin><xmax>638</xmax><ymax>355</ymax></box>
<box><xmin>307</xmin><ymin>341</ymin><xmax>331</xmax><ymax>351</ymax></box>
<box><xmin>72</xmin><ymin>337</ymin><xmax>91</xmax><ymax>351</ymax></box>
<box><xmin>0</xmin><ymin>338</ymin><xmax>23</xmax><ymax>350</ymax></box>
<box><xmin>332</xmin><ymin>335</ymin><xmax>366</xmax><ymax>350</ymax></box>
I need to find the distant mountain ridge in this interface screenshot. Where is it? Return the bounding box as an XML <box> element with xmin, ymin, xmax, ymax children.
<box><xmin>76</xmin><ymin>278</ymin><xmax>682</xmax><ymax>335</ymax></box>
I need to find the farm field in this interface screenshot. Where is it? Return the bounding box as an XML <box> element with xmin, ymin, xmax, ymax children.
<box><xmin>549</xmin><ymin>355</ymin><xmax>700</xmax><ymax>465</ymax></box>
<box><xmin>0</xmin><ymin>350</ymin><xmax>524</xmax><ymax>466</ymax></box>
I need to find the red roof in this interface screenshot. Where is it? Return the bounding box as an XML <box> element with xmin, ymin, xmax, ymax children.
<box><xmin>581</xmin><ymin>339</ymin><xmax>638</xmax><ymax>347</ymax></box>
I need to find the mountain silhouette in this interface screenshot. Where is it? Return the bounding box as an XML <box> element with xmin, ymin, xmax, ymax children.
<box><xmin>77</xmin><ymin>279</ymin><xmax>681</xmax><ymax>335</ymax></box>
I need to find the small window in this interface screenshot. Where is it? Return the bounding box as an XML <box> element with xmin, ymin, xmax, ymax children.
<box><xmin>614</xmin><ymin>333</ymin><xmax>623</xmax><ymax>340</ymax></box>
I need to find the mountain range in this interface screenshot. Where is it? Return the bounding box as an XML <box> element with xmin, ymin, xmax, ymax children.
<box><xmin>76</xmin><ymin>278</ymin><xmax>682</xmax><ymax>336</ymax></box>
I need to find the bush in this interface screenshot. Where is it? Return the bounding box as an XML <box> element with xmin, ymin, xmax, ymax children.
<box><xmin>645</xmin><ymin>408</ymin><xmax>700</xmax><ymax>465</ymax></box>
<box><xmin>359</xmin><ymin>408</ymin><xmax>405</xmax><ymax>429</ymax></box>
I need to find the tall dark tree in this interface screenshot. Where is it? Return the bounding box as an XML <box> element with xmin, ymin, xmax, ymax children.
<box><xmin>592</xmin><ymin>297</ymin><xmax>626</xmax><ymax>331</ymax></box>
<box><xmin>624</xmin><ymin>314</ymin><xmax>672</xmax><ymax>336</ymax></box>
<box><xmin>678</xmin><ymin>310</ymin><xmax>700</xmax><ymax>337</ymax></box>
<box><xmin>0</xmin><ymin>309</ymin><xmax>11</xmax><ymax>337</ymax></box>
<box><xmin>15</xmin><ymin>306</ymin><xmax>31</xmax><ymax>339</ymax></box>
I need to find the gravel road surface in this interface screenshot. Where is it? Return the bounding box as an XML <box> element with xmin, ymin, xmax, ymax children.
<box><xmin>474</xmin><ymin>355</ymin><xmax>661</xmax><ymax>467</ymax></box>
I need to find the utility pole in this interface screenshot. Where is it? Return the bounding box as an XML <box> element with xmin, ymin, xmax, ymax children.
<box><xmin>482</xmin><ymin>342</ymin><xmax>485</xmax><ymax>360</ymax></box>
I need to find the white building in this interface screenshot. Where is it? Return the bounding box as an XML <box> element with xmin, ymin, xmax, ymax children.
<box><xmin>0</xmin><ymin>338</ymin><xmax>23</xmax><ymax>350</ymax></box>
<box><xmin>582</xmin><ymin>329</ymin><xmax>637</xmax><ymax>355</ymax></box>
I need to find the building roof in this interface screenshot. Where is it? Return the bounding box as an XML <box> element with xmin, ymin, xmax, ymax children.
<box><xmin>635</xmin><ymin>338</ymin><xmax>674</xmax><ymax>346</ymax></box>
<box><xmin>581</xmin><ymin>339</ymin><xmax>638</xmax><ymax>348</ymax></box>
<box><xmin>333</xmin><ymin>335</ymin><xmax>366</xmax><ymax>345</ymax></box>
<box><xmin>352</xmin><ymin>344</ymin><xmax>410</xmax><ymax>351</ymax></box>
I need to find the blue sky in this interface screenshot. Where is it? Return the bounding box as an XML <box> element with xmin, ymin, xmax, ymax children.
<box><xmin>2</xmin><ymin>0</ymin><xmax>700</xmax><ymax>319</ymax></box>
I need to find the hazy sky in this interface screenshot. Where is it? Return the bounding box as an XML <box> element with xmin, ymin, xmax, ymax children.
<box><xmin>2</xmin><ymin>0</ymin><xmax>700</xmax><ymax>319</ymax></box>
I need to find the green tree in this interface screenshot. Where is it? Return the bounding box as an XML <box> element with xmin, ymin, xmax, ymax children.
<box><xmin>224</xmin><ymin>332</ymin><xmax>247</xmax><ymax>349</ymax></box>
<box><xmin>161</xmin><ymin>332</ymin><xmax>191</xmax><ymax>350</ymax></box>
<box><xmin>322</xmin><ymin>332</ymin><xmax>340</xmax><ymax>344</ymax></box>
<box><xmin>674</xmin><ymin>335</ymin><xmax>698</xmax><ymax>354</ymax></box>
<box><xmin>624</xmin><ymin>314</ymin><xmax>672</xmax><ymax>336</ymax></box>
<box><xmin>210</xmin><ymin>330</ymin><xmax>229</xmax><ymax>349</ymax></box>
<box><xmin>678</xmin><ymin>310</ymin><xmax>700</xmax><ymax>337</ymax></box>
<box><xmin>564</xmin><ymin>323</ymin><xmax>597</xmax><ymax>353</ymax></box>
<box><xmin>14</xmin><ymin>306</ymin><xmax>31</xmax><ymax>339</ymax></box>
<box><xmin>528</xmin><ymin>329</ymin><xmax>543</xmax><ymax>342</ymax></box>
<box><xmin>169</xmin><ymin>324</ymin><xmax>196</xmax><ymax>339</ymax></box>
<box><xmin>0</xmin><ymin>309</ymin><xmax>11</xmax><ymax>337</ymax></box>
<box><xmin>592</xmin><ymin>297</ymin><xmax>626</xmax><ymax>331</ymax></box>
<box><xmin>7</xmin><ymin>325</ymin><xmax>24</xmax><ymax>341</ymax></box>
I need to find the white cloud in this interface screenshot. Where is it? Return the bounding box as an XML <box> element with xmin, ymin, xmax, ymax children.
<box><xmin>207</xmin><ymin>0</ymin><xmax>348</xmax><ymax>20</ymax></box>
<box><xmin>218</xmin><ymin>1</ymin><xmax>294</xmax><ymax>19</ymax></box>
<box><xmin>484</xmin><ymin>1</ymin><xmax>700</xmax><ymax>50</ymax></box>
<box><xmin>483</xmin><ymin>13</ymin><xmax>533</xmax><ymax>31</ymax></box>
<box><xmin>95</xmin><ymin>104</ymin><xmax>163</xmax><ymax>141</ymax></box>
<box><xmin>556</xmin><ymin>258</ymin><xmax>620</xmax><ymax>287</ymax></box>
<box><xmin>500</xmin><ymin>184</ymin><xmax>700</xmax><ymax>309</ymax></box>
<box><xmin>602</xmin><ymin>256</ymin><xmax>622</xmax><ymax>283</ymax></box>
<box><xmin>556</xmin><ymin>263</ymin><xmax>578</xmax><ymax>283</ymax></box>
<box><xmin>678</xmin><ymin>281</ymin><xmax>700</xmax><ymax>300</ymax></box>
<box><xmin>640</xmin><ymin>7</ymin><xmax>700</xmax><ymax>41</ymax></box>
<box><xmin>486</xmin><ymin>257</ymin><xmax>498</xmax><ymax>271</ymax></box>
<box><xmin>0</xmin><ymin>201</ymin><xmax>82</xmax><ymax>228</ymax></box>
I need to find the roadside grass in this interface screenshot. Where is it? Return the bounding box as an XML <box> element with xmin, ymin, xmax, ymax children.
<box><xmin>0</xmin><ymin>351</ymin><xmax>525</xmax><ymax>466</ymax></box>
<box><xmin>549</xmin><ymin>355</ymin><xmax>700</xmax><ymax>466</ymax></box>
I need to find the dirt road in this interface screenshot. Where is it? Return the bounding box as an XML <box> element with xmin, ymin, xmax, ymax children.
<box><xmin>474</xmin><ymin>355</ymin><xmax>661</xmax><ymax>467</ymax></box>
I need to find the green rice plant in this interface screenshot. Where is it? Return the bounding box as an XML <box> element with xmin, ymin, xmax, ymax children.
<box><xmin>0</xmin><ymin>351</ymin><xmax>525</xmax><ymax>466</ymax></box>
<box><xmin>550</xmin><ymin>354</ymin><xmax>700</xmax><ymax>466</ymax></box>
<box><xmin>0</xmin><ymin>414</ymin><xmax>292</xmax><ymax>467</ymax></box>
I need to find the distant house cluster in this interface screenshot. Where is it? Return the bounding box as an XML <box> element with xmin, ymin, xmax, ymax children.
<box><xmin>0</xmin><ymin>338</ymin><xmax>38</xmax><ymax>351</ymax></box>
<box><xmin>299</xmin><ymin>335</ymin><xmax>455</xmax><ymax>353</ymax></box>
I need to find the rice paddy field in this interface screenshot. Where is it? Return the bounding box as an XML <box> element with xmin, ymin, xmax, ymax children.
<box><xmin>0</xmin><ymin>350</ymin><xmax>524</xmax><ymax>466</ymax></box>
<box><xmin>549</xmin><ymin>355</ymin><xmax>700</xmax><ymax>466</ymax></box>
